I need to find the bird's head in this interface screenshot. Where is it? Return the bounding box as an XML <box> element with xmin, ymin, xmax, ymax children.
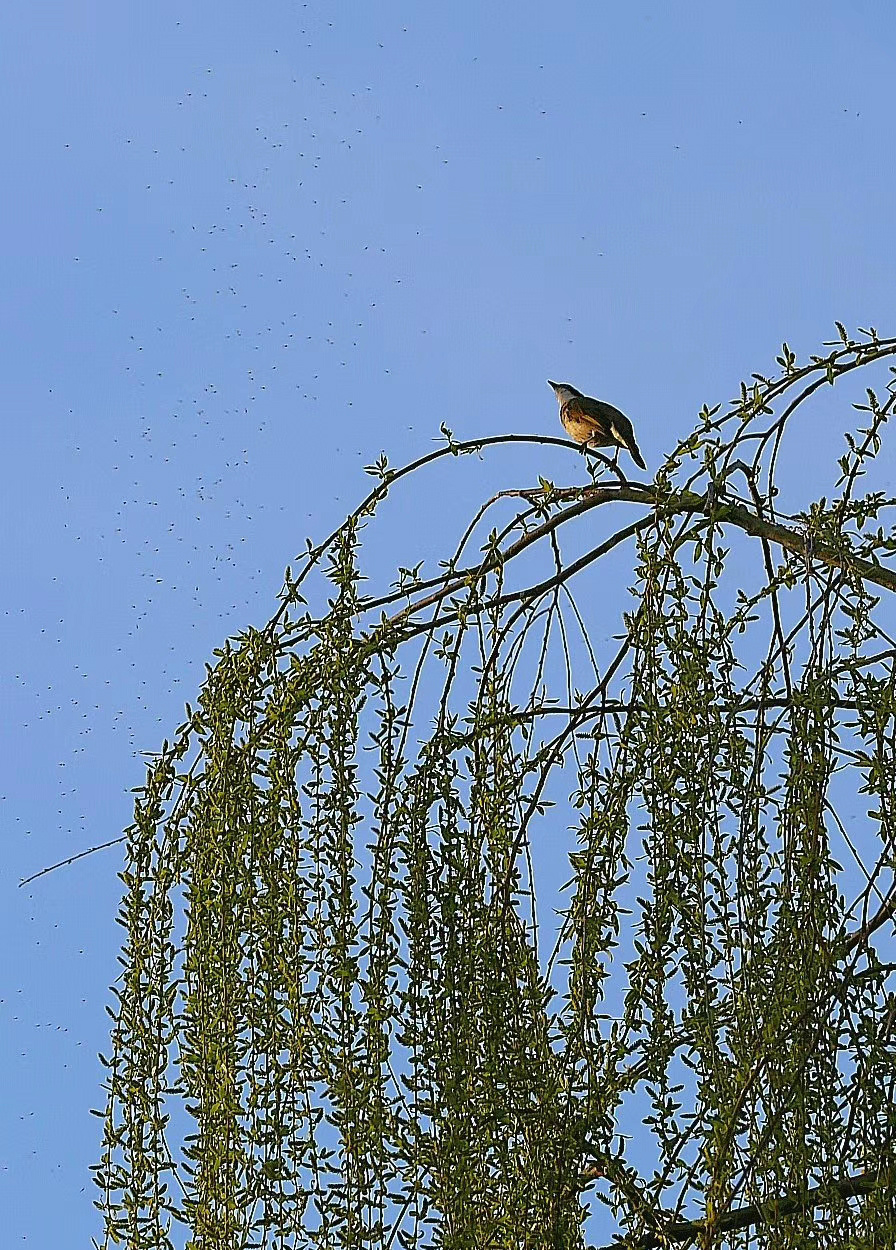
<box><xmin>547</xmin><ymin>380</ymin><xmax>582</xmax><ymax>404</ymax></box>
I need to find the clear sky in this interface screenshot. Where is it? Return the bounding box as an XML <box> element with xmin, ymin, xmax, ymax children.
<box><xmin>3</xmin><ymin>2</ymin><xmax>896</xmax><ymax>1244</ymax></box>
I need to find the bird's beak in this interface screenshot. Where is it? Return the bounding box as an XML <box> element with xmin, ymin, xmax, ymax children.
<box><xmin>547</xmin><ymin>380</ymin><xmax>558</xmax><ymax>391</ymax></box>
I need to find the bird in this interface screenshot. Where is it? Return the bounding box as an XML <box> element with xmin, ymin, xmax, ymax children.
<box><xmin>548</xmin><ymin>380</ymin><xmax>646</xmax><ymax>471</ymax></box>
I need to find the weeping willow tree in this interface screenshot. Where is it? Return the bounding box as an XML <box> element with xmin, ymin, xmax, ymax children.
<box><xmin>95</xmin><ymin>328</ymin><xmax>896</xmax><ymax>1249</ymax></box>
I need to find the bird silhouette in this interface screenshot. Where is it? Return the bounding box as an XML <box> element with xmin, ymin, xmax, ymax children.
<box><xmin>548</xmin><ymin>380</ymin><xmax>646</xmax><ymax>471</ymax></box>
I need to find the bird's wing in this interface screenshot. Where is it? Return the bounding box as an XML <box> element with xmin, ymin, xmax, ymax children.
<box><xmin>606</xmin><ymin>409</ymin><xmax>646</xmax><ymax>469</ymax></box>
<box><xmin>570</xmin><ymin>395</ymin><xmax>612</xmax><ymax>436</ymax></box>
<box><xmin>579</xmin><ymin>398</ymin><xmax>646</xmax><ymax>468</ymax></box>
<box><xmin>608</xmin><ymin>409</ymin><xmax>637</xmax><ymax>450</ymax></box>
<box><xmin>585</xmin><ymin>399</ymin><xmax>636</xmax><ymax>449</ymax></box>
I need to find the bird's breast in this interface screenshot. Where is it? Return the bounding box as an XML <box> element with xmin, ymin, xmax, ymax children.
<box><xmin>561</xmin><ymin>409</ymin><xmax>611</xmax><ymax>446</ymax></box>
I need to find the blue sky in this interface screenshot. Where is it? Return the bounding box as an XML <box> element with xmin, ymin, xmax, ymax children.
<box><xmin>3</xmin><ymin>1</ymin><xmax>896</xmax><ymax>1243</ymax></box>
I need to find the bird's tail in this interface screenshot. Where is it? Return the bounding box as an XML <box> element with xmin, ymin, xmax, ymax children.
<box><xmin>629</xmin><ymin>440</ymin><xmax>646</xmax><ymax>472</ymax></box>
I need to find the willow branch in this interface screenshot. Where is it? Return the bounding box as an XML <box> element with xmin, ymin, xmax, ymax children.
<box><xmin>378</xmin><ymin>483</ymin><xmax>896</xmax><ymax>642</ymax></box>
<box><xmin>586</xmin><ymin>1170</ymin><xmax>889</xmax><ymax>1250</ymax></box>
<box><xmin>662</xmin><ymin>490</ymin><xmax>896</xmax><ymax>593</ymax></box>
<box><xmin>273</xmin><ymin>432</ymin><xmax>603</xmax><ymax>635</ymax></box>
<box><xmin>843</xmin><ymin>877</ymin><xmax>896</xmax><ymax>953</ymax></box>
<box><xmin>384</xmin><ymin>485</ymin><xmax>650</xmax><ymax>626</ymax></box>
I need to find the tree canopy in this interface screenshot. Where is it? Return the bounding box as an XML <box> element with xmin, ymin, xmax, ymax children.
<box><xmin>96</xmin><ymin>328</ymin><xmax>896</xmax><ymax>1249</ymax></box>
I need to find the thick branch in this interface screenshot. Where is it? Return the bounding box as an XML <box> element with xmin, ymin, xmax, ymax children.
<box><xmin>587</xmin><ymin>1170</ymin><xmax>889</xmax><ymax>1250</ymax></box>
<box><xmin>381</xmin><ymin>483</ymin><xmax>896</xmax><ymax>637</ymax></box>
<box><xmin>844</xmin><ymin>877</ymin><xmax>896</xmax><ymax>953</ymax></box>
<box><xmin>589</xmin><ymin>484</ymin><xmax>896</xmax><ymax>594</ymax></box>
<box><xmin>703</xmin><ymin>495</ymin><xmax>896</xmax><ymax>593</ymax></box>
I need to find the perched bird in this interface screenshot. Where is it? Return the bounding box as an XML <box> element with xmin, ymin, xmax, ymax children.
<box><xmin>548</xmin><ymin>380</ymin><xmax>646</xmax><ymax>471</ymax></box>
